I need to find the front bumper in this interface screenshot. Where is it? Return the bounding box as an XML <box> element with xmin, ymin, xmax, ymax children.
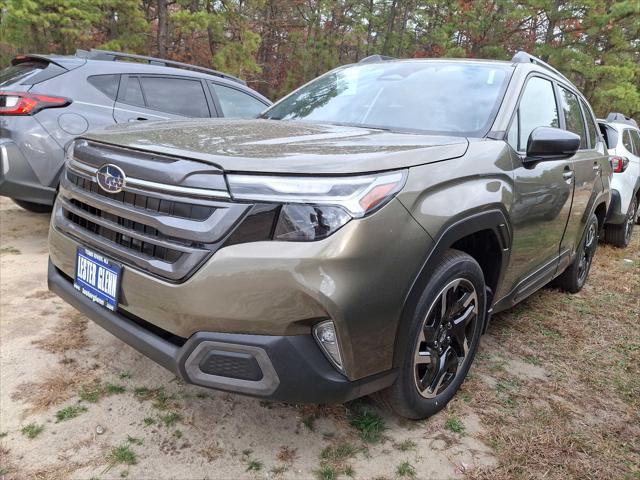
<box><xmin>48</xmin><ymin>261</ymin><xmax>397</xmax><ymax>403</ymax></box>
<box><xmin>49</xmin><ymin>196</ymin><xmax>432</xmax><ymax>380</ymax></box>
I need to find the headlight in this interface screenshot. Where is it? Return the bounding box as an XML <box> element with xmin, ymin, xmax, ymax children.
<box><xmin>227</xmin><ymin>170</ymin><xmax>406</xmax><ymax>218</ymax></box>
<box><xmin>227</xmin><ymin>170</ymin><xmax>406</xmax><ymax>242</ymax></box>
<box><xmin>274</xmin><ymin>204</ymin><xmax>352</xmax><ymax>241</ymax></box>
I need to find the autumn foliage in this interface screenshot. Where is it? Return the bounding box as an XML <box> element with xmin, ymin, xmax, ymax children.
<box><xmin>0</xmin><ymin>0</ymin><xmax>638</xmax><ymax>117</ymax></box>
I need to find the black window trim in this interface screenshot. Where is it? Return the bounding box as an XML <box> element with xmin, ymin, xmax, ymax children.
<box><xmin>630</xmin><ymin>129</ymin><xmax>640</xmax><ymax>156</ymax></box>
<box><xmin>87</xmin><ymin>73</ymin><xmax>122</xmax><ymax>102</ymax></box>
<box><xmin>580</xmin><ymin>99</ymin><xmax>602</xmax><ymax>150</ymax></box>
<box><xmin>116</xmin><ymin>74</ymin><xmax>147</xmax><ymax>109</ymax></box>
<box><xmin>622</xmin><ymin>128</ymin><xmax>637</xmax><ymax>156</ymax></box>
<box><xmin>555</xmin><ymin>79</ymin><xmax>603</xmax><ymax>151</ymax></box>
<box><xmin>555</xmin><ymin>83</ymin><xmax>587</xmax><ymax>151</ymax></box>
<box><xmin>506</xmin><ymin>72</ymin><xmax>562</xmax><ymax>154</ymax></box>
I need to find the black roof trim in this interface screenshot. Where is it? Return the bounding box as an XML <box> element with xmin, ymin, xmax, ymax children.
<box><xmin>75</xmin><ymin>49</ymin><xmax>246</xmax><ymax>85</ymax></box>
<box><xmin>511</xmin><ymin>51</ymin><xmax>572</xmax><ymax>86</ymax></box>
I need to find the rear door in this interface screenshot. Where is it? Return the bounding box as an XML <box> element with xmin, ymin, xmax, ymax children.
<box><xmin>113</xmin><ymin>75</ymin><xmax>213</xmax><ymax>123</ymax></box>
<box><xmin>556</xmin><ymin>86</ymin><xmax>606</xmax><ymax>268</ymax></box>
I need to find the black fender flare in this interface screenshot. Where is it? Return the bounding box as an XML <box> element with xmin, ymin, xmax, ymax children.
<box><xmin>392</xmin><ymin>208</ymin><xmax>512</xmax><ymax>368</ymax></box>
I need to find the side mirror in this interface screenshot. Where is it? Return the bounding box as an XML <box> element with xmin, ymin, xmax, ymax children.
<box><xmin>525</xmin><ymin>127</ymin><xmax>580</xmax><ymax>163</ymax></box>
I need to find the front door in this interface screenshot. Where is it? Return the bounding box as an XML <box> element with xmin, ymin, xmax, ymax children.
<box><xmin>499</xmin><ymin>75</ymin><xmax>574</xmax><ymax>300</ymax></box>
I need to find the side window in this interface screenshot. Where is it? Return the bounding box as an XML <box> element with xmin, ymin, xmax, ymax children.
<box><xmin>88</xmin><ymin>74</ymin><xmax>120</xmax><ymax>100</ymax></box>
<box><xmin>622</xmin><ymin>130</ymin><xmax>634</xmax><ymax>153</ymax></box>
<box><xmin>211</xmin><ymin>83</ymin><xmax>266</xmax><ymax>118</ymax></box>
<box><xmin>139</xmin><ymin>77</ymin><xmax>210</xmax><ymax>117</ymax></box>
<box><xmin>559</xmin><ymin>87</ymin><xmax>587</xmax><ymax>149</ymax></box>
<box><xmin>599</xmin><ymin>123</ymin><xmax>618</xmax><ymax>150</ymax></box>
<box><xmin>508</xmin><ymin>76</ymin><xmax>559</xmax><ymax>152</ymax></box>
<box><xmin>630</xmin><ymin>130</ymin><xmax>640</xmax><ymax>156</ymax></box>
<box><xmin>580</xmin><ymin>99</ymin><xmax>599</xmax><ymax>149</ymax></box>
<box><xmin>120</xmin><ymin>76</ymin><xmax>145</xmax><ymax>107</ymax></box>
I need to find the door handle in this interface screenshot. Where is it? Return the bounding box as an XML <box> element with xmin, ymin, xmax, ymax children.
<box><xmin>128</xmin><ymin>117</ymin><xmax>148</xmax><ymax>122</ymax></box>
<box><xmin>592</xmin><ymin>162</ymin><xmax>601</xmax><ymax>174</ymax></box>
<box><xmin>562</xmin><ymin>169</ymin><xmax>574</xmax><ymax>182</ymax></box>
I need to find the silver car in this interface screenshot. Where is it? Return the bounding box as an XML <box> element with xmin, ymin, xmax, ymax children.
<box><xmin>0</xmin><ymin>49</ymin><xmax>271</xmax><ymax>212</ymax></box>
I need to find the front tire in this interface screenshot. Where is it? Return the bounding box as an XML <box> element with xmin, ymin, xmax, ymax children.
<box><xmin>555</xmin><ymin>213</ymin><xmax>598</xmax><ymax>293</ymax></box>
<box><xmin>379</xmin><ymin>249</ymin><xmax>485</xmax><ymax>419</ymax></box>
<box><xmin>604</xmin><ymin>197</ymin><xmax>636</xmax><ymax>248</ymax></box>
<box><xmin>12</xmin><ymin>199</ymin><xmax>53</xmax><ymax>213</ymax></box>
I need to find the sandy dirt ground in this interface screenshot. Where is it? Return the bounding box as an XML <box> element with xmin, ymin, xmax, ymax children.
<box><xmin>1</xmin><ymin>195</ymin><xmax>637</xmax><ymax>480</ymax></box>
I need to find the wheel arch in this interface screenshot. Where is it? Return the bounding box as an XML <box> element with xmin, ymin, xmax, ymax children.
<box><xmin>392</xmin><ymin>209</ymin><xmax>511</xmax><ymax>368</ymax></box>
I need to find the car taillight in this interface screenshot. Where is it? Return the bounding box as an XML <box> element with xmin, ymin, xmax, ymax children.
<box><xmin>0</xmin><ymin>91</ymin><xmax>70</xmax><ymax>116</ymax></box>
<box><xmin>610</xmin><ymin>156</ymin><xmax>629</xmax><ymax>173</ymax></box>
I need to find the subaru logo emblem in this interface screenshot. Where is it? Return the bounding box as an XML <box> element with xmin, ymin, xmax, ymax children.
<box><xmin>96</xmin><ymin>164</ymin><xmax>126</xmax><ymax>194</ymax></box>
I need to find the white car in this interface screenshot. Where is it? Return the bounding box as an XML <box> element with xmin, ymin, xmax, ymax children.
<box><xmin>598</xmin><ymin>113</ymin><xmax>640</xmax><ymax>247</ymax></box>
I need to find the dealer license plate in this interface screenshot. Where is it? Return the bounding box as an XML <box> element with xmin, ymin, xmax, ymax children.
<box><xmin>74</xmin><ymin>247</ymin><xmax>121</xmax><ymax>311</ymax></box>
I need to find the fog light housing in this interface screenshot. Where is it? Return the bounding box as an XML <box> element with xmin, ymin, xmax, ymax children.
<box><xmin>313</xmin><ymin>320</ymin><xmax>344</xmax><ymax>372</ymax></box>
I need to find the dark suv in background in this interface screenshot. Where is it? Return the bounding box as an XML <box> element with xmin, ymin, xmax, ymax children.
<box><xmin>48</xmin><ymin>52</ymin><xmax>611</xmax><ymax>419</ymax></box>
<box><xmin>0</xmin><ymin>49</ymin><xmax>271</xmax><ymax>212</ymax></box>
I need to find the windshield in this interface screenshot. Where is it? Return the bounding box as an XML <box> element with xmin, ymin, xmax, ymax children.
<box><xmin>263</xmin><ymin>61</ymin><xmax>512</xmax><ymax>136</ymax></box>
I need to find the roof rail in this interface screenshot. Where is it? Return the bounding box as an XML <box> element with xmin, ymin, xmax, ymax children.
<box><xmin>606</xmin><ymin>112</ymin><xmax>638</xmax><ymax>129</ymax></box>
<box><xmin>511</xmin><ymin>51</ymin><xmax>572</xmax><ymax>85</ymax></box>
<box><xmin>75</xmin><ymin>49</ymin><xmax>246</xmax><ymax>85</ymax></box>
<box><xmin>358</xmin><ymin>54</ymin><xmax>397</xmax><ymax>64</ymax></box>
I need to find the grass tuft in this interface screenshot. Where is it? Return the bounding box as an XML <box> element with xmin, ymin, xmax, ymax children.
<box><xmin>21</xmin><ymin>423</ymin><xmax>44</xmax><ymax>439</ymax></box>
<box><xmin>348</xmin><ymin>405</ymin><xmax>385</xmax><ymax>443</ymax></box>
<box><xmin>107</xmin><ymin>443</ymin><xmax>137</xmax><ymax>467</ymax></box>
<box><xmin>79</xmin><ymin>382</ymin><xmax>126</xmax><ymax>403</ymax></box>
<box><xmin>55</xmin><ymin>404</ymin><xmax>88</xmax><ymax>422</ymax></box>
<box><xmin>160</xmin><ymin>412</ymin><xmax>180</xmax><ymax>427</ymax></box>
<box><xmin>396</xmin><ymin>461</ymin><xmax>416</xmax><ymax>478</ymax></box>
<box><xmin>444</xmin><ymin>416</ymin><xmax>465</xmax><ymax>434</ymax></box>
<box><xmin>105</xmin><ymin>383</ymin><xmax>126</xmax><ymax>395</ymax></box>
<box><xmin>316</xmin><ymin>464</ymin><xmax>337</xmax><ymax>480</ymax></box>
<box><xmin>394</xmin><ymin>439</ymin><xmax>417</xmax><ymax>451</ymax></box>
<box><xmin>245</xmin><ymin>459</ymin><xmax>263</xmax><ymax>472</ymax></box>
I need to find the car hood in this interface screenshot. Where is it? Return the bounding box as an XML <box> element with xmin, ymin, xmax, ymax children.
<box><xmin>82</xmin><ymin>119</ymin><xmax>469</xmax><ymax>174</ymax></box>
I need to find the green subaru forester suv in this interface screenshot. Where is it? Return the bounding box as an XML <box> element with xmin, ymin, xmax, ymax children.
<box><xmin>48</xmin><ymin>52</ymin><xmax>611</xmax><ymax>419</ymax></box>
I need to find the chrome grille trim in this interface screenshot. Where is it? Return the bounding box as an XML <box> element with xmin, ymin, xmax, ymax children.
<box><xmin>68</xmin><ymin>158</ymin><xmax>231</xmax><ymax>200</ymax></box>
<box><xmin>54</xmin><ymin>141</ymin><xmax>251</xmax><ymax>282</ymax></box>
<box><xmin>60</xmin><ymin>173</ymin><xmax>247</xmax><ymax>244</ymax></box>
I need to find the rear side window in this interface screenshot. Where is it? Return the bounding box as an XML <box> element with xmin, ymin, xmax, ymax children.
<box><xmin>559</xmin><ymin>87</ymin><xmax>587</xmax><ymax>149</ymax></box>
<box><xmin>88</xmin><ymin>74</ymin><xmax>120</xmax><ymax>100</ymax></box>
<box><xmin>1</xmin><ymin>61</ymin><xmax>67</xmax><ymax>87</ymax></box>
<box><xmin>139</xmin><ymin>77</ymin><xmax>209</xmax><ymax>117</ymax></box>
<box><xmin>211</xmin><ymin>83</ymin><xmax>266</xmax><ymax>118</ymax></box>
<box><xmin>630</xmin><ymin>130</ymin><xmax>640</xmax><ymax>156</ymax></box>
<box><xmin>0</xmin><ymin>62</ymin><xmax>44</xmax><ymax>87</ymax></box>
<box><xmin>508</xmin><ymin>76</ymin><xmax>559</xmax><ymax>152</ymax></box>
<box><xmin>120</xmin><ymin>77</ymin><xmax>145</xmax><ymax>107</ymax></box>
<box><xmin>580</xmin><ymin>99</ymin><xmax>599</xmax><ymax>148</ymax></box>
<box><xmin>622</xmin><ymin>130</ymin><xmax>634</xmax><ymax>153</ymax></box>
